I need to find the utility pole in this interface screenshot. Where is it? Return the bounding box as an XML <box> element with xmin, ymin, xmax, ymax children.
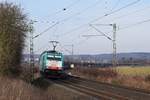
<box><xmin>29</xmin><ymin>21</ymin><xmax>34</xmax><ymax>70</ymax></box>
<box><xmin>29</xmin><ymin>21</ymin><xmax>34</xmax><ymax>81</ymax></box>
<box><xmin>63</xmin><ymin>44</ymin><xmax>74</xmax><ymax>55</ymax></box>
<box><xmin>30</xmin><ymin>31</ymin><xmax>34</xmax><ymax>68</ymax></box>
<box><xmin>64</xmin><ymin>44</ymin><xmax>74</xmax><ymax>61</ymax></box>
<box><xmin>29</xmin><ymin>20</ymin><xmax>37</xmax><ymax>80</ymax></box>
<box><xmin>71</xmin><ymin>44</ymin><xmax>74</xmax><ymax>63</ymax></box>
<box><xmin>71</xmin><ymin>44</ymin><xmax>74</xmax><ymax>56</ymax></box>
<box><xmin>84</xmin><ymin>23</ymin><xmax>117</xmax><ymax>67</ymax></box>
<box><xmin>112</xmin><ymin>23</ymin><xmax>117</xmax><ymax>67</ymax></box>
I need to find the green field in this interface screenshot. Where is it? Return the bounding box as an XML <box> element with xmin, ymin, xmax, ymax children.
<box><xmin>115</xmin><ymin>66</ymin><xmax>150</xmax><ymax>76</ymax></box>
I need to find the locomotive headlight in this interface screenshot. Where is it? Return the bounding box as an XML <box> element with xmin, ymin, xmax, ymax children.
<box><xmin>70</xmin><ymin>64</ymin><xmax>74</xmax><ymax>69</ymax></box>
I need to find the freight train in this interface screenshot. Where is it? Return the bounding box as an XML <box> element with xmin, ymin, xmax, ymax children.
<box><xmin>39</xmin><ymin>50</ymin><xmax>65</xmax><ymax>78</ymax></box>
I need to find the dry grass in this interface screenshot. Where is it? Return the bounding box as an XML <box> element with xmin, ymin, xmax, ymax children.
<box><xmin>0</xmin><ymin>76</ymin><xmax>91</xmax><ymax>100</ymax></box>
<box><xmin>116</xmin><ymin>66</ymin><xmax>150</xmax><ymax>76</ymax></box>
<box><xmin>110</xmin><ymin>75</ymin><xmax>150</xmax><ymax>90</ymax></box>
<box><xmin>70</xmin><ymin>67</ymin><xmax>117</xmax><ymax>82</ymax></box>
<box><xmin>0</xmin><ymin>63</ymin><xmax>92</xmax><ymax>100</ymax></box>
<box><xmin>0</xmin><ymin>77</ymin><xmax>48</xmax><ymax>100</ymax></box>
<box><xmin>70</xmin><ymin>67</ymin><xmax>150</xmax><ymax>90</ymax></box>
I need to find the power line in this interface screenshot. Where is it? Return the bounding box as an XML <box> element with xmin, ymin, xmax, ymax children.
<box><xmin>119</xmin><ymin>18</ymin><xmax>150</xmax><ymax>30</ymax></box>
<box><xmin>84</xmin><ymin>18</ymin><xmax>150</xmax><ymax>35</ymax></box>
<box><xmin>34</xmin><ymin>42</ymin><xmax>49</xmax><ymax>53</ymax></box>
<box><xmin>36</xmin><ymin>4</ymin><xmax>150</xmax><ymax>24</ymax></box>
<box><xmin>83</xmin><ymin>23</ymin><xmax>117</xmax><ymax>67</ymax></box>
<box><xmin>92</xmin><ymin>18</ymin><xmax>150</xmax><ymax>33</ymax></box>
<box><xmin>59</xmin><ymin>44</ymin><xmax>72</xmax><ymax>54</ymax></box>
<box><xmin>51</xmin><ymin>0</ymin><xmax>103</xmax><ymax>26</ymax></box>
<box><xmin>33</xmin><ymin>0</ymin><xmax>141</xmax><ymax>40</ymax></box>
<box><xmin>34</xmin><ymin>0</ymin><xmax>103</xmax><ymax>38</ymax></box>
<box><xmin>55</xmin><ymin>0</ymin><xmax>141</xmax><ymax>49</ymax></box>
<box><xmin>91</xmin><ymin>0</ymin><xmax>141</xmax><ymax>23</ymax></box>
<box><xmin>74</xmin><ymin>37</ymin><xmax>90</xmax><ymax>46</ymax></box>
<box><xmin>89</xmin><ymin>24</ymin><xmax>112</xmax><ymax>40</ymax></box>
<box><xmin>109</xmin><ymin>5</ymin><xmax>150</xmax><ymax>22</ymax></box>
<box><xmin>82</xmin><ymin>34</ymin><xmax>104</xmax><ymax>37</ymax></box>
<box><xmin>65</xmin><ymin>0</ymin><xmax>81</xmax><ymax>9</ymax></box>
<box><xmin>33</xmin><ymin>0</ymin><xmax>141</xmax><ymax>53</ymax></box>
<box><xmin>110</xmin><ymin>0</ymin><xmax>121</xmax><ymax>12</ymax></box>
<box><xmin>33</xmin><ymin>22</ymin><xmax>59</xmax><ymax>38</ymax></box>
<box><xmin>63</xmin><ymin>44</ymin><xmax>74</xmax><ymax>55</ymax></box>
<box><xmin>44</xmin><ymin>0</ymin><xmax>81</xmax><ymax>19</ymax></box>
<box><xmin>59</xmin><ymin>0</ymin><xmax>141</xmax><ymax>37</ymax></box>
<box><xmin>59</xmin><ymin>0</ymin><xmax>103</xmax><ymax>22</ymax></box>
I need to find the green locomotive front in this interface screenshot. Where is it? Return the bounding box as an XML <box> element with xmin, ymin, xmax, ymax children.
<box><xmin>39</xmin><ymin>50</ymin><xmax>64</xmax><ymax>77</ymax></box>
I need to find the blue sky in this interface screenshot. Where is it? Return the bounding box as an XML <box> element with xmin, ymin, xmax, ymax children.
<box><xmin>1</xmin><ymin>0</ymin><xmax>150</xmax><ymax>54</ymax></box>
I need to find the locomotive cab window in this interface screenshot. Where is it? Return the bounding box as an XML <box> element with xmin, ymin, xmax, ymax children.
<box><xmin>47</xmin><ymin>57</ymin><xmax>61</xmax><ymax>61</ymax></box>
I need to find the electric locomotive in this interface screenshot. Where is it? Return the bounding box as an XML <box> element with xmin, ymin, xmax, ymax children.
<box><xmin>39</xmin><ymin>50</ymin><xmax>64</xmax><ymax>78</ymax></box>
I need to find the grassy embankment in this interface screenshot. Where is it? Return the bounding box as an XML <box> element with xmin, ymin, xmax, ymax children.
<box><xmin>116</xmin><ymin>66</ymin><xmax>150</xmax><ymax>76</ymax></box>
<box><xmin>0</xmin><ymin>64</ymin><xmax>92</xmax><ymax>100</ymax></box>
<box><xmin>0</xmin><ymin>75</ymin><xmax>91</xmax><ymax>100</ymax></box>
<box><xmin>70</xmin><ymin>66</ymin><xmax>150</xmax><ymax>90</ymax></box>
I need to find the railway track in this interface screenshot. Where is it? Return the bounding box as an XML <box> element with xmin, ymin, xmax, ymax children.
<box><xmin>55</xmin><ymin>80</ymin><xmax>129</xmax><ymax>100</ymax></box>
<box><xmin>72</xmin><ymin>76</ymin><xmax>150</xmax><ymax>94</ymax></box>
<box><xmin>49</xmin><ymin>75</ymin><xmax>150</xmax><ymax>100</ymax></box>
<box><xmin>70</xmin><ymin>76</ymin><xmax>150</xmax><ymax>99</ymax></box>
<box><xmin>45</xmin><ymin>76</ymin><xmax>150</xmax><ymax>100</ymax></box>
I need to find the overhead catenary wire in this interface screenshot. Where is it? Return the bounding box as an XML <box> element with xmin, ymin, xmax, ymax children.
<box><xmin>33</xmin><ymin>22</ymin><xmax>59</xmax><ymax>38</ymax></box>
<box><xmin>74</xmin><ymin>37</ymin><xmax>90</xmax><ymax>46</ymax></box>
<box><xmin>109</xmin><ymin>5</ymin><xmax>150</xmax><ymax>23</ymax></box>
<box><xmin>65</xmin><ymin>0</ymin><xmax>81</xmax><ymax>9</ymax></box>
<box><xmin>91</xmin><ymin>0</ymin><xmax>141</xmax><ymax>23</ymax></box>
<box><xmin>90</xmin><ymin>6</ymin><xmax>150</xmax><ymax>34</ymax></box>
<box><xmin>59</xmin><ymin>0</ymin><xmax>141</xmax><ymax>37</ymax></box>
<box><xmin>59</xmin><ymin>43</ymin><xmax>72</xmax><ymax>54</ymax></box>
<box><xmin>33</xmin><ymin>0</ymin><xmax>142</xmax><ymax>54</ymax></box>
<box><xmin>90</xmin><ymin>18</ymin><xmax>150</xmax><ymax>35</ymax></box>
<box><xmin>34</xmin><ymin>0</ymin><xmax>103</xmax><ymax>39</ymax></box>
<box><xmin>109</xmin><ymin>0</ymin><xmax>121</xmax><ymax>12</ymax></box>
<box><xmin>54</xmin><ymin>0</ymin><xmax>141</xmax><ymax>49</ymax></box>
<box><xmin>34</xmin><ymin>0</ymin><xmax>81</xmax><ymax>24</ymax></box>
<box><xmin>59</xmin><ymin>0</ymin><xmax>103</xmax><ymax>22</ymax></box>
<box><xmin>60</xmin><ymin>37</ymin><xmax>91</xmax><ymax>54</ymax></box>
<box><xmin>43</xmin><ymin>0</ymin><xmax>81</xmax><ymax>19</ymax></box>
<box><xmin>81</xmin><ymin>18</ymin><xmax>150</xmax><ymax>38</ymax></box>
<box><xmin>34</xmin><ymin>42</ymin><xmax>49</xmax><ymax>53</ymax></box>
<box><xmin>89</xmin><ymin>24</ymin><xmax>112</xmax><ymax>40</ymax></box>
<box><xmin>38</xmin><ymin>0</ymin><xmax>102</xmax><ymax>24</ymax></box>
<box><xmin>34</xmin><ymin>3</ymin><xmax>149</xmax><ymax>25</ymax></box>
<box><xmin>119</xmin><ymin>18</ymin><xmax>150</xmax><ymax>30</ymax></box>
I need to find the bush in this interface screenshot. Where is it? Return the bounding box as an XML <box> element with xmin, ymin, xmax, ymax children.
<box><xmin>0</xmin><ymin>2</ymin><xmax>30</xmax><ymax>77</ymax></box>
<box><xmin>74</xmin><ymin>67</ymin><xmax>118</xmax><ymax>78</ymax></box>
<box><xmin>20</xmin><ymin>66</ymin><xmax>33</xmax><ymax>82</ymax></box>
<box><xmin>111</xmin><ymin>79</ymin><xmax>122</xmax><ymax>85</ymax></box>
<box><xmin>145</xmin><ymin>75</ymin><xmax>150</xmax><ymax>82</ymax></box>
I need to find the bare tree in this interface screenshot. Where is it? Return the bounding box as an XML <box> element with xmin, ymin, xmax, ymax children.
<box><xmin>0</xmin><ymin>2</ymin><xmax>31</xmax><ymax>77</ymax></box>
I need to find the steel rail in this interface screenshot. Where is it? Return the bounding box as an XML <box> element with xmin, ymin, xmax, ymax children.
<box><xmin>67</xmin><ymin>75</ymin><xmax>150</xmax><ymax>100</ymax></box>
<box><xmin>70</xmin><ymin>75</ymin><xmax>150</xmax><ymax>95</ymax></box>
<box><xmin>53</xmin><ymin>79</ymin><xmax>129</xmax><ymax>100</ymax></box>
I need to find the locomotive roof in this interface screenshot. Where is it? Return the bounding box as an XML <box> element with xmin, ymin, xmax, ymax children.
<box><xmin>47</xmin><ymin>50</ymin><xmax>59</xmax><ymax>53</ymax></box>
<box><xmin>47</xmin><ymin>50</ymin><xmax>61</xmax><ymax>53</ymax></box>
<box><xmin>41</xmin><ymin>50</ymin><xmax>62</xmax><ymax>55</ymax></box>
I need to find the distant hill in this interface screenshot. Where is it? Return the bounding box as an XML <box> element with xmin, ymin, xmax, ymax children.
<box><xmin>22</xmin><ymin>52</ymin><xmax>150</xmax><ymax>63</ymax></box>
<box><xmin>64</xmin><ymin>52</ymin><xmax>150</xmax><ymax>63</ymax></box>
